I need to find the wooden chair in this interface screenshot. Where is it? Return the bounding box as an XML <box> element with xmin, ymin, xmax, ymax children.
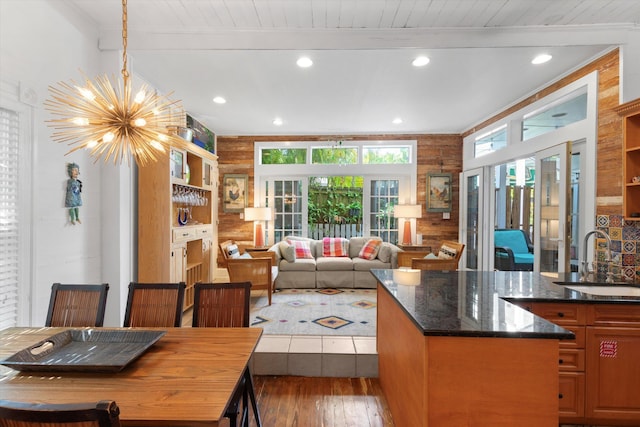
<box><xmin>192</xmin><ymin>282</ymin><xmax>261</xmax><ymax>427</ymax></box>
<box><xmin>0</xmin><ymin>399</ymin><xmax>121</xmax><ymax>427</ymax></box>
<box><xmin>123</xmin><ymin>282</ymin><xmax>186</xmax><ymax>327</ymax></box>
<box><xmin>227</xmin><ymin>257</ymin><xmax>274</xmax><ymax>306</ymax></box>
<box><xmin>397</xmin><ymin>251</ymin><xmax>432</xmax><ymax>268</ymax></box>
<box><xmin>45</xmin><ymin>283</ymin><xmax>109</xmax><ymax>327</ymax></box>
<box><xmin>411</xmin><ymin>258</ymin><xmax>459</xmax><ymax>271</ymax></box>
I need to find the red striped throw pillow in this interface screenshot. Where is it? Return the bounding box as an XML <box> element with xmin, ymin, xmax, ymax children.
<box><xmin>287</xmin><ymin>239</ymin><xmax>314</xmax><ymax>259</ymax></box>
<box><xmin>358</xmin><ymin>239</ymin><xmax>382</xmax><ymax>260</ymax></box>
<box><xmin>322</xmin><ymin>237</ymin><xmax>349</xmax><ymax>257</ymax></box>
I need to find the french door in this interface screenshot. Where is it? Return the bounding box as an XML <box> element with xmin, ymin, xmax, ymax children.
<box><xmin>534</xmin><ymin>143</ymin><xmax>572</xmax><ymax>273</ymax></box>
<box><xmin>460</xmin><ymin>168</ymin><xmax>483</xmax><ymax>270</ymax></box>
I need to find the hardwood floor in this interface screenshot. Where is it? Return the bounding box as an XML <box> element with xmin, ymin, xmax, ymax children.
<box><xmin>248</xmin><ymin>376</ymin><xmax>395</xmax><ymax>427</ymax></box>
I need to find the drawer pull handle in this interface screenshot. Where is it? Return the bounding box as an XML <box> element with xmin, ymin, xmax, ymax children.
<box><xmin>182</xmin><ymin>233</ymin><xmax>189</xmax><ymax>237</ymax></box>
<box><xmin>557</xmin><ymin>312</ymin><xmax>565</xmax><ymax>318</ymax></box>
<box><xmin>559</xmin><ymin>359</ymin><xmax>563</xmax><ymax>364</ymax></box>
<box><xmin>559</xmin><ymin>393</ymin><xmax>563</xmax><ymax>399</ymax></box>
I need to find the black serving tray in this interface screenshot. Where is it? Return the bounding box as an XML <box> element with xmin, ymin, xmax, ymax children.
<box><xmin>1</xmin><ymin>329</ymin><xmax>166</xmax><ymax>373</ymax></box>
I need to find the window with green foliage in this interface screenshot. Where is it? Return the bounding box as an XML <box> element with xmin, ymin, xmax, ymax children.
<box><xmin>311</xmin><ymin>147</ymin><xmax>358</xmax><ymax>165</ymax></box>
<box><xmin>261</xmin><ymin>148</ymin><xmax>307</xmax><ymax>164</ymax></box>
<box><xmin>363</xmin><ymin>146</ymin><xmax>410</xmax><ymax>164</ymax></box>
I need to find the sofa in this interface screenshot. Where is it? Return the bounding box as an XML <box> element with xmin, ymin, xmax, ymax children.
<box><xmin>269</xmin><ymin>236</ymin><xmax>400</xmax><ymax>289</ymax></box>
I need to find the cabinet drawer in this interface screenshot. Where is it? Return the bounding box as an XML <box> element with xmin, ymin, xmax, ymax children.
<box><xmin>531</xmin><ymin>302</ymin><xmax>587</xmax><ymax>325</ymax></box>
<box><xmin>173</xmin><ymin>228</ymin><xmax>196</xmax><ymax>242</ymax></box>
<box><xmin>196</xmin><ymin>226</ymin><xmax>214</xmax><ymax>237</ymax></box>
<box><xmin>559</xmin><ymin>325</ymin><xmax>585</xmax><ymax>349</ymax></box>
<box><xmin>587</xmin><ymin>304</ymin><xmax>640</xmax><ymax>326</ymax></box>
<box><xmin>559</xmin><ymin>349</ymin><xmax>585</xmax><ymax>371</ymax></box>
<box><xmin>559</xmin><ymin>372</ymin><xmax>585</xmax><ymax>421</ymax></box>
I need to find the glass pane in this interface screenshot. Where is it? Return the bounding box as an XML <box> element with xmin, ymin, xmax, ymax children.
<box><xmin>475</xmin><ymin>126</ymin><xmax>507</xmax><ymax>158</ymax></box>
<box><xmin>493</xmin><ymin>158</ymin><xmax>535</xmax><ymax>271</ymax></box>
<box><xmin>569</xmin><ymin>153</ymin><xmax>581</xmax><ymax>272</ymax></box>
<box><xmin>539</xmin><ymin>156</ymin><xmax>561</xmax><ymax>272</ymax></box>
<box><xmin>363</xmin><ymin>146</ymin><xmax>410</xmax><ymax>164</ymax></box>
<box><xmin>369</xmin><ymin>179</ymin><xmax>399</xmax><ymax>243</ymax></box>
<box><xmin>261</xmin><ymin>148</ymin><xmax>307</xmax><ymax>164</ymax></box>
<box><xmin>465</xmin><ymin>174</ymin><xmax>480</xmax><ymax>269</ymax></box>
<box><xmin>522</xmin><ymin>87</ymin><xmax>587</xmax><ymax>141</ymax></box>
<box><xmin>308</xmin><ymin>176</ymin><xmax>363</xmax><ymax>238</ymax></box>
<box><xmin>311</xmin><ymin>147</ymin><xmax>358</xmax><ymax>165</ymax></box>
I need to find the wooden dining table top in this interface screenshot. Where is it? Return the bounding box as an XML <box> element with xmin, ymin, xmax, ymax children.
<box><xmin>0</xmin><ymin>326</ymin><xmax>262</xmax><ymax>427</ymax></box>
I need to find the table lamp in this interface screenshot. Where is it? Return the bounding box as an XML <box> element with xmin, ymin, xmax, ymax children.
<box><xmin>393</xmin><ymin>204</ymin><xmax>422</xmax><ymax>246</ymax></box>
<box><xmin>244</xmin><ymin>207</ymin><xmax>273</xmax><ymax>248</ymax></box>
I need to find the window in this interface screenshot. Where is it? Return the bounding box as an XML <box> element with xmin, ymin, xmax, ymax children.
<box><xmin>0</xmin><ymin>107</ymin><xmax>20</xmax><ymax>329</ymax></box>
<box><xmin>369</xmin><ymin>179</ymin><xmax>400</xmax><ymax>243</ymax></box>
<box><xmin>311</xmin><ymin>146</ymin><xmax>358</xmax><ymax>165</ymax></box>
<box><xmin>261</xmin><ymin>148</ymin><xmax>307</xmax><ymax>164</ymax></box>
<box><xmin>522</xmin><ymin>87</ymin><xmax>587</xmax><ymax>141</ymax></box>
<box><xmin>271</xmin><ymin>179</ymin><xmax>303</xmax><ymax>243</ymax></box>
<box><xmin>363</xmin><ymin>146</ymin><xmax>410</xmax><ymax>164</ymax></box>
<box><xmin>474</xmin><ymin>125</ymin><xmax>507</xmax><ymax>158</ymax></box>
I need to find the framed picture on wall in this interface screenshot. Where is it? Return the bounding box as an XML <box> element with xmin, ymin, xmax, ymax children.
<box><xmin>222</xmin><ymin>174</ymin><xmax>248</xmax><ymax>213</ymax></box>
<box><xmin>426</xmin><ymin>173</ymin><xmax>452</xmax><ymax>212</ymax></box>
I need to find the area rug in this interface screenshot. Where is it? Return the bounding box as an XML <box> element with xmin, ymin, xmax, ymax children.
<box><xmin>250</xmin><ymin>288</ymin><xmax>377</xmax><ymax>336</ymax></box>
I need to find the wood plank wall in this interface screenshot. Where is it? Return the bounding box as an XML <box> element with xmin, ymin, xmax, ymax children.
<box><xmin>216</xmin><ymin>48</ymin><xmax>621</xmax><ymax>265</ymax></box>
<box><xmin>216</xmin><ymin>134</ymin><xmax>462</xmax><ymax>262</ymax></box>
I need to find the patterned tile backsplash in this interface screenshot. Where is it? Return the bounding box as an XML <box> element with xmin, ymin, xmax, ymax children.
<box><xmin>595</xmin><ymin>215</ymin><xmax>640</xmax><ymax>283</ymax></box>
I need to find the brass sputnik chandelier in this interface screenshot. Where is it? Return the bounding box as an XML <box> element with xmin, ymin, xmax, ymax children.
<box><xmin>45</xmin><ymin>0</ymin><xmax>186</xmax><ymax>166</ymax></box>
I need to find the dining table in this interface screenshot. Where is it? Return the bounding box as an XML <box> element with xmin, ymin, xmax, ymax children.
<box><xmin>0</xmin><ymin>326</ymin><xmax>263</xmax><ymax>426</ymax></box>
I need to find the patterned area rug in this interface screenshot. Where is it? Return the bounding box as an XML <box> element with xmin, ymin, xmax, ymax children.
<box><xmin>250</xmin><ymin>288</ymin><xmax>377</xmax><ymax>336</ymax></box>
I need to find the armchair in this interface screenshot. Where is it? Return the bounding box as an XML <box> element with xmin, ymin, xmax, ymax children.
<box><xmin>494</xmin><ymin>228</ymin><xmax>534</xmax><ymax>271</ymax></box>
<box><xmin>227</xmin><ymin>256</ymin><xmax>276</xmax><ymax>306</ymax></box>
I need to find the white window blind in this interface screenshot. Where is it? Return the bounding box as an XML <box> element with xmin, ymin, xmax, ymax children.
<box><xmin>0</xmin><ymin>107</ymin><xmax>19</xmax><ymax>329</ymax></box>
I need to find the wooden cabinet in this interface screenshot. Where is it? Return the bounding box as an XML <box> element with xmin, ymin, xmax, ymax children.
<box><xmin>615</xmin><ymin>98</ymin><xmax>640</xmax><ymax>221</ymax></box>
<box><xmin>528</xmin><ymin>302</ymin><xmax>587</xmax><ymax>422</ymax></box>
<box><xmin>519</xmin><ymin>301</ymin><xmax>640</xmax><ymax>425</ymax></box>
<box><xmin>138</xmin><ymin>142</ymin><xmax>218</xmax><ymax>311</ymax></box>
<box><xmin>585</xmin><ymin>304</ymin><xmax>640</xmax><ymax>424</ymax></box>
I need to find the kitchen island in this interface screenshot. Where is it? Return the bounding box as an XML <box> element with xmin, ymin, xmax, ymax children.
<box><xmin>372</xmin><ymin>269</ymin><xmax>640</xmax><ymax>427</ymax></box>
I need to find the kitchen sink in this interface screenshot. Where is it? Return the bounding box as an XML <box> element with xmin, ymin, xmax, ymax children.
<box><xmin>559</xmin><ymin>284</ymin><xmax>640</xmax><ymax>297</ymax></box>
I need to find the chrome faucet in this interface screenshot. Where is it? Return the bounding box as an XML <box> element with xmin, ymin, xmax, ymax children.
<box><xmin>581</xmin><ymin>229</ymin><xmax>614</xmax><ymax>283</ymax></box>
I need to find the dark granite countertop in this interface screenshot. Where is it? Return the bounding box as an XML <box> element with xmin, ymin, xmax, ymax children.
<box><xmin>371</xmin><ymin>270</ymin><xmax>640</xmax><ymax>340</ymax></box>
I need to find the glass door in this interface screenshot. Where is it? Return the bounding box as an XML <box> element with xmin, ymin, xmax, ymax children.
<box><xmin>460</xmin><ymin>169</ymin><xmax>483</xmax><ymax>269</ymax></box>
<box><xmin>535</xmin><ymin>143</ymin><xmax>572</xmax><ymax>273</ymax></box>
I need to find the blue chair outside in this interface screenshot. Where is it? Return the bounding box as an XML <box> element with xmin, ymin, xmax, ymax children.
<box><xmin>494</xmin><ymin>229</ymin><xmax>534</xmax><ymax>271</ymax></box>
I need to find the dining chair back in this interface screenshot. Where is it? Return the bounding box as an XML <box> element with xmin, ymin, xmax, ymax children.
<box><xmin>0</xmin><ymin>399</ymin><xmax>121</xmax><ymax>427</ymax></box>
<box><xmin>45</xmin><ymin>283</ymin><xmax>109</xmax><ymax>327</ymax></box>
<box><xmin>192</xmin><ymin>282</ymin><xmax>251</xmax><ymax>328</ymax></box>
<box><xmin>123</xmin><ymin>282</ymin><xmax>186</xmax><ymax>327</ymax></box>
<box><xmin>191</xmin><ymin>281</ymin><xmax>262</xmax><ymax>427</ymax></box>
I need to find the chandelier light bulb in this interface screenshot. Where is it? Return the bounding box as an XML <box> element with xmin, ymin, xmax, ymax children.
<box><xmin>77</xmin><ymin>86</ymin><xmax>96</xmax><ymax>101</ymax></box>
<box><xmin>103</xmin><ymin>132</ymin><xmax>115</xmax><ymax>143</ymax></box>
<box><xmin>134</xmin><ymin>90</ymin><xmax>146</xmax><ymax>103</ymax></box>
<box><xmin>133</xmin><ymin>118</ymin><xmax>147</xmax><ymax>127</ymax></box>
<box><xmin>87</xmin><ymin>140</ymin><xmax>98</xmax><ymax>148</ymax></box>
<box><xmin>150</xmin><ymin>140</ymin><xmax>165</xmax><ymax>151</ymax></box>
<box><xmin>72</xmin><ymin>117</ymin><xmax>89</xmax><ymax>126</ymax></box>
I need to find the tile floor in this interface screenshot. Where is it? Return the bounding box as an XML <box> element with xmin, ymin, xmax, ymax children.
<box><xmin>213</xmin><ymin>268</ymin><xmax>379</xmax><ymax>378</ymax></box>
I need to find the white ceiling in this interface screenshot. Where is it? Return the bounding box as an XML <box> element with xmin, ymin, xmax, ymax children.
<box><xmin>54</xmin><ymin>0</ymin><xmax>640</xmax><ymax>136</ymax></box>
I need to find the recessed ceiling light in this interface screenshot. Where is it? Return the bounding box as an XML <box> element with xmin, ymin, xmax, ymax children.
<box><xmin>296</xmin><ymin>57</ymin><xmax>313</xmax><ymax>68</ymax></box>
<box><xmin>273</xmin><ymin>117</ymin><xmax>283</xmax><ymax>126</ymax></box>
<box><xmin>392</xmin><ymin>117</ymin><xmax>403</xmax><ymax>124</ymax></box>
<box><xmin>412</xmin><ymin>56</ymin><xmax>430</xmax><ymax>67</ymax></box>
<box><xmin>532</xmin><ymin>54</ymin><xmax>552</xmax><ymax>65</ymax></box>
<box><xmin>212</xmin><ymin>96</ymin><xmax>226</xmax><ymax>104</ymax></box>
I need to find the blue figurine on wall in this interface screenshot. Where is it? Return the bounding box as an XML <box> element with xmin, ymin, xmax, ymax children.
<box><xmin>65</xmin><ymin>162</ymin><xmax>82</xmax><ymax>224</ymax></box>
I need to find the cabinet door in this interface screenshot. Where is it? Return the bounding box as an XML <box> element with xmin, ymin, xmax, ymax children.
<box><xmin>170</xmin><ymin>148</ymin><xmax>187</xmax><ymax>184</ymax></box>
<box><xmin>559</xmin><ymin>372</ymin><xmax>585</xmax><ymax>421</ymax></box>
<box><xmin>586</xmin><ymin>326</ymin><xmax>640</xmax><ymax>422</ymax></box>
<box><xmin>170</xmin><ymin>243</ymin><xmax>186</xmax><ymax>283</ymax></box>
